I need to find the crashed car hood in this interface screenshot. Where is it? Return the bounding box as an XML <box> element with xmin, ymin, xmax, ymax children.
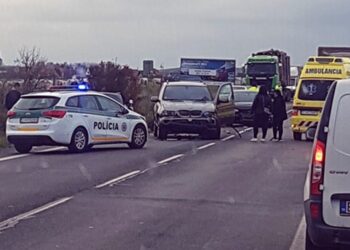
<box><xmin>162</xmin><ymin>100</ymin><xmax>216</xmax><ymax>112</ymax></box>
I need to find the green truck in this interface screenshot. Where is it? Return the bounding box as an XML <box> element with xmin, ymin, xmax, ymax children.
<box><xmin>245</xmin><ymin>49</ymin><xmax>291</xmax><ymax>101</ymax></box>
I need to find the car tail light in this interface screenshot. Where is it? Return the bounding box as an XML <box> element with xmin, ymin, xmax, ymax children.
<box><xmin>7</xmin><ymin>111</ymin><xmax>16</xmax><ymax>118</ymax></box>
<box><xmin>310</xmin><ymin>203</ymin><xmax>321</xmax><ymax>220</ymax></box>
<box><xmin>42</xmin><ymin>110</ymin><xmax>66</xmax><ymax>119</ymax></box>
<box><xmin>310</xmin><ymin>140</ymin><xmax>325</xmax><ymax>196</ymax></box>
<box><xmin>291</xmin><ymin>108</ymin><xmax>298</xmax><ymax>116</ymax></box>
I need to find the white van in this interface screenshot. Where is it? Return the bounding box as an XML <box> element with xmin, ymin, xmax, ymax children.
<box><xmin>304</xmin><ymin>79</ymin><xmax>350</xmax><ymax>249</ymax></box>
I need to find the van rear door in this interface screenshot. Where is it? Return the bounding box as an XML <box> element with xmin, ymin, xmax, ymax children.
<box><xmin>323</xmin><ymin>83</ymin><xmax>350</xmax><ymax>227</ymax></box>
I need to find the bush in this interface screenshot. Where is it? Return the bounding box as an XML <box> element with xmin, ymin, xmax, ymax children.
<box><xmin>134</xmin><ymin>81</ymin><xmax>161</xmax><ymax>129</ymax></box>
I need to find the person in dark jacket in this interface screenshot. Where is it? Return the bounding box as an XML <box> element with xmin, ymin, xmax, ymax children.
<box><xmin>5</xmin><ymin>83</ymin><xmax>21</xmax><ymax>110</ymax></box>
<box><xmin>250</xmin><ymin>86</ymin><xmax>271</xmax><ymax>142</ymax></box>
<box><xmin>271</xmin><ymin>90</ymin><xmax>288</xmax><ymax>141</ymax></box>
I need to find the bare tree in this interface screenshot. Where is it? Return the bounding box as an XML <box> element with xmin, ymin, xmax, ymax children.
<box><xmin>15</xmin><ymin>46</ymin><xmax>47</xmax><ymax>93</ymax></box>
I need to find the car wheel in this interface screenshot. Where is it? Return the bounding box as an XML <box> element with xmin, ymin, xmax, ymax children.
<box><xmin>69</xmin><ymin>127</ymin><xmax>88</xmax><ymax>153</ymax></box>
<box><xmin>158</xmin><ymin>126</ymin><xmax>167</xmax><ymax>140</ymax></box>
<box><xmin>203</xmin><ymin>126</ymin><xmax>221</xmax><ymax>140</ymax></box>
<box><xmin>14</xmin><ymin>144</ymin><xmax>32</xmax><ymax>154</ymax></box>
<box><xmin>293</xmin><ymin>132</ymin><xmax>302</xmax><ymax>141</ymax></box>
<box><xmin>128</xmin><ymin>124</ymin><xmax>147</xmax><ymax>149</ymax></box>
<box><xmin>212</xmin><ymin>126</ymin><xmax>221</xmax><ymax>139</ymax></box>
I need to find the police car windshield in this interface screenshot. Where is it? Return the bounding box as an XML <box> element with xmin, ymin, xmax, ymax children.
<box><xmin>234</xmin><ymin>91</ymin><xmax>257</xmax><ymax>103</ymax></box>
<box><xmin>14</xmin><ymin>97</ymin><xmax>60</xmax><ymax>110</ymax></box>
<box><xmin>298</xmin><ymin>80</ymin><xmax>334</xmax><ymax>101</ymax></box>
<box><xmin>163</xmin><ymin>85</ymin><xmax>212</xmax><ymax>101</ymax></box>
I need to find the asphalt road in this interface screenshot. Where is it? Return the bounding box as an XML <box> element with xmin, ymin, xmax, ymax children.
<box><xmin>0</xmin><ymin>123</ymin><xmax>312</xmax><ymax>250</ymax></box>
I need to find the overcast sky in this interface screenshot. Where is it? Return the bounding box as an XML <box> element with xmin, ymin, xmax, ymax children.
<box><xmin>0</xmin><ymin>0</ymin><xmax>348</xmax><ymax>68</ymax></box>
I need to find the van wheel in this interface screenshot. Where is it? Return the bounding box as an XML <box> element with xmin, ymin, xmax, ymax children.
<box><xmin>69</xmin><ymin>127</ymin><xmax>88</xmax><ymax>153</ymax></box>
<box><xmin>129</xmin><ymin>125</ymin><xmax>147</xmax><ymax>149</ymax></box>
<box><xmin>158</xmin><ymin>126</ymin><xmax>167</xmax><ymax>140</ymax></box>
<box><xmin>305</xmin><ymin>231</ymin><xmax>333</xmax><ymax>250</ymax></box>
<box><xmin>293</xmin><ymin>132</ymin><xmax>302</xmax><ymax>141</ymax></box>
<box><xmin>14</xmin><ymin>144</ymin><xmax>32</xmax><ymax>154</ymax></box>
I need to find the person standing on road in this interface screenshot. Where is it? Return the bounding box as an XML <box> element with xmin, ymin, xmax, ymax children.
<box><xmin>250</xmin><ymin>85</ymin><xmax>271</xmax><ymax>142</ymax></box>
<box><xmin>271</xmin><ymin>90</ymin><xmax>288</xmax><ymax>142</ymax></box>
<box><xmin>5</xmin><ymin>82</ymin><xmax>21</xmax><ymax>110</ymax></box>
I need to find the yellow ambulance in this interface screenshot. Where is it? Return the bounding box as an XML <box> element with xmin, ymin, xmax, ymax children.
<box><xmin>291</xmin><ymin>56</ymin><xmax>350</xmax><ymax>140</ymax></box>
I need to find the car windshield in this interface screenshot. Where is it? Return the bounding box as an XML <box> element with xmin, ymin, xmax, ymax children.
<box><xmin>247</xmin><ymin>63</ymin><xmax>276</xmax><ymax>76</ymax></box>
<box><xmin>298</xmin><ymin>79</ymin><xmax>334</xmax><ymax>101</ymax></box>
<box><xmin>14</xmin><ymin>97</ymin><xmax>60</xmax><ymax>110</ymax></box>
<box><xmin>163</xmin><ymin>85</ymin><xmax>212</xmax><ymax>101</ymax></box>
<box><xmin>234</xmin><ymin>91</ymin><xmax>257</xmax><ymax>102</ymax></box>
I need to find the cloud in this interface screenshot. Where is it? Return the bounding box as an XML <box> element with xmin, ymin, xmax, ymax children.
<box><xmin>0</xmin><ymin>0</ymin><xmax>349</xmax><ymax>67</ymax></box>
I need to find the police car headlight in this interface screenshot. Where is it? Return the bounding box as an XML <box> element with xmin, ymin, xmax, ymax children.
<box><xmin>161</xmin><ymin>110</ymin><xmax>176</xmax><ymax>117</ymax></box>
<box><xmin>203</xmin><ymin>111</ymin><xmax>215</xmax><ymax>118</ymax></box>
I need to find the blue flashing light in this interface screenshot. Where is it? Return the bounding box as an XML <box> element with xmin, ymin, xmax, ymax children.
<box><xmin>78</xmin><ymin>84</ymin><xmax>88</xmax><ymax>90</ymax></box>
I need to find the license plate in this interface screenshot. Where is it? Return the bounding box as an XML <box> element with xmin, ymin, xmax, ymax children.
<box><xmin>20</xmin><ymin>117</ymin><xmax>39</xmax><ymax>124</ymax></box>
<box><xmin>340</xmin><ymin>200</ymin><xmax>350</xmax><ymax>216</ymax></box>
<box><xmin>301</xmin><ymin>110</ymin><xmax>318</xmax><ymax>116</ymax></box>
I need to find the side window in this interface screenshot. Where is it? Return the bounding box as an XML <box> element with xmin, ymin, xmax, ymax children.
<box><xmin>79</xmin><ymin>96</ymin><xmax>99</xmax><ymax>111</ymax></box>
<box><xmin>66</xmin><ymin>96</ymin><xmax>79</xmax><ymax>107</ymax></box>
<box><xmin>96</xmin><ymin>96</ymin><xmax>123</xmax><ymax>113</ymax></box>
<box><xmin>219</xmin><ymin>84</ymin><xmax>233</xmax><ymax>101</ymax></box>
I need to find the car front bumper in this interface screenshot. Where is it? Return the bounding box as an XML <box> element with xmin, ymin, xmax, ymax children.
<box><xmin>159</xmin><ymin>117</ymin><xmax>218</xmax><ymax>134</ymax></box>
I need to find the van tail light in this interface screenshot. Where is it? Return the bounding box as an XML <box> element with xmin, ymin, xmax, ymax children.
<box><xmin>310</xmin><ymin>140</ymin><xmax>325</xmax><ymax>196</ymax></box>
<box><xmin>42</xmin><ymin>110</ymin><xmax>66</xmax><ymax>119</ymax></box>
<box><xmin>7</xmin><ymin>111</ymin><xmax>16</xmax><ymax>118</ymax></box>
<box><xmin>310</xmin><ymin>203</ymin><xmax>321</xmax><ymax>220</ymax></box>
<box><xmin>291</xmin><ymin>108</ymin><xmax>298</xmax><ymax>116</ymax></box>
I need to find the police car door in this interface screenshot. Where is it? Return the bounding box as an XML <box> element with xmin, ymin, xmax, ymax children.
<box><xmin>96</xmin><ymin>96</ymin><xmax>129</xmax><ymax>142</ymax></box>
<box><xmin>78</xmin><ymin>95</ymin><xmax>107</xmax><ymax>142</ymax></box>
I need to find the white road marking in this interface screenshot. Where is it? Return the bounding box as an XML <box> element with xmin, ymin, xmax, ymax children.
<box><xmin>0</xmin><ymin>154</ymin><xmax>30</xmax><ymax>162</ymax></box>
<box><xmin>157</xmin><ymin>154</ymin><xmax>184</xmax><ymax>165</ymax></box>
<box><xmin>0</xmin><ymin>146</ymin><xmax>65</xmax><ymax>163</ymax></box>
<box><xmin>221</xmin><ymin>135</ymin><xmax>236</xmax><ymax>141</ymax></box>
<box><xmin>289</xmin><ymin>216</ymin><xmax>306</xmax><ymax>250</ymax></box>
<box><xmin>95</xmin><ymin>170</ymin><xmax>141</xmax><ymax>189</ymax></box>
<box><xmin>197</xmin><ymin>142</ymin><xmax>216</xmax><ymax>150</ymax></box>
<box><xmin>239</xmin><ymin>128</ymin><xmax>253</xmax><ymax>134</ymax></box>
<box><xmin>0</xmin><ymin>196</ymin><xmax>73</xmax><ymax>232</ymax></box>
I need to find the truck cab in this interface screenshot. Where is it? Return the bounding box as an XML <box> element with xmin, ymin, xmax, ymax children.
<box><xmin>245</xmin><ymin>49</ymin><xmax>291</xmax><ymax>99</ymax></box>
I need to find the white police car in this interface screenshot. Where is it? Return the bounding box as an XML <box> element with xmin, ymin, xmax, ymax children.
<box><xmin>6</xmin><ymin>86</ymin><xmax>148</xmax><ymax>153</ymax></box>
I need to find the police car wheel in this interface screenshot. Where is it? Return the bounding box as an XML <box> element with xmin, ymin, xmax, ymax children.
<box><xmin>129</xmin><ymin>125</ymin><xmax>147</xmax><ymax>149</ymax></box>
<box><xmin>14</xmin><ymin>144</ymin><xmax>32</xmax><ymax>154</ymax></box>
<box><xmin>69</xmin><ymin>128</ymin><xmax>88</xmax><ymax>153</ymax></box>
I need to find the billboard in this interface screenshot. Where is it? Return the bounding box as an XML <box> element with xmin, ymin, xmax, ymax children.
<box><xmin>180</xmin><ymin>58</ymin><xmax>236</xmax><ymax>82</ymax></box>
